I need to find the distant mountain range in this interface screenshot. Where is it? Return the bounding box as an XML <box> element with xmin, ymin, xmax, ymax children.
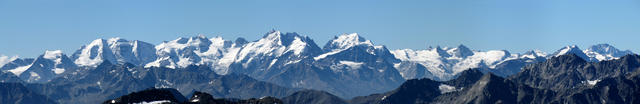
<box><xmin>97</xmin><ymin>54</ymin><xmax>640</xmax><ymax>104</ymax></box>
<box><xmin>0</xmin><ymin>30</ymin><xmax>638</xmax><ymax>104</ymax></box>
<box><xmin>351</xmin><ymin>54</ymin><xmax>640</xmax><ymax>104</ymax></box>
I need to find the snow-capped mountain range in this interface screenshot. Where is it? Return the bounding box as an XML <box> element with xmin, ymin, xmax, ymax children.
<box><xmin>0</xmin><ymin>30</ymin><xmax>636</xmax><ymax>97</ymax></box>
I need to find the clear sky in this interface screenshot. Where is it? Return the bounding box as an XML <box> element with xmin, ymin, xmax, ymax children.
<box><xmin>1</xmin><ymin>0</ymin><xmax>639</xmax><ymax>58</ymax></box>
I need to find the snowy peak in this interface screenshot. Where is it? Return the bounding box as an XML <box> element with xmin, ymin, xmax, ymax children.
<box><xmin>433</xmin><ymin>46</ymin><xmax>451</xmax><ymax>57</ymax></box>
<box><xmin>72</xmin><ymin>38</ymin><xmax>157</xmax><ymax>67</ymax></box>
<box><xmin>521</xmin><ymin>50</ymin><xmax>547</xmax><ymax>59</ymax></box>
<box><xmin>260</xmin><ymin>30</ymin><xmax>313</xmax><ymax>47</ymax></box>
<box><xmin>6</xmin><ymin>50</ymin><xmax>77</xmax><ymax>83</ymax></box>
<box><xmin>552</xmin><ymin>45</ymin><xmax>592</xmax><ymax>61</ymax></box>
<box><xmin>43</xmin><ymin>50</ymin><xmax>64</xmax><ymax>60</ymax></box>
<box><xmin>163</xmin><ymin>35</ymin><xmax>213</xmax><ymax>52</ymax></box>
<box><xmin>32</xmin><ymin>50</ymin><xmax>77</xmax><ymax>72</ymax></box>
<box><xmin>584</xmin><ymin>44</ymin><xmax>634</xmax><ymax>61</ymax></box>
<box><xmin>0</xmin><ymin>55</ymin><xmax>18</xmax><ymax>68</ymax></box>
<box><xmin>149</xmin><ymin>35</ymin><xmax>231</xmax><ymax>69</ymax></box>
<box><xmin>553</xmin><ymin>45</ymin><xmax>580</xmax><ymax>56</ymax></box>
<box><xmin>323</xmin><ymin>33</ymin><xmax>374</xmax><ymax>51</ymax></box>
<box><xmin>451</xmin><ymin>45</ymin><xmax>474</xmax><ymax>58</ymax></box>
<box><xmin>586</xmin><ymin>44</ymin><xmax>618</xmax><ymax>53</ymax></box>
<box><xmin>72</xmin><ymin>38</ymin><xmax>114</xmax><ymax>67</ymax></box>
<box><xmin>234</xmin><ymin>31</ymin><xmax>321</xmax><ymax>65</ymax></box>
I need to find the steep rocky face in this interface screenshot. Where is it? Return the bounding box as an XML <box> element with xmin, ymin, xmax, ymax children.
<box><xmin>0</xmin><ymin>71</ymin><xmax>22</xmax><ymax>83</ymax></box>
<box><xmin>3</xmin><ymin>50</ymin><xmax>77</xmax><ymax>83</ymax></box>
<box><xmin>444</xmin><ymin>68</ymin><xmax>484</xmax><ymax>87</ymax></box>
<box><xmin>0</xmin><ymin>83</ymin><xmax>56</xmax><ymax>104</ymax></box>
<box><xmin>25</xmin><ymin>62</ymin><xmax>297</xmax><ymax>104</ymax></box>
<box><xmin>557</xmin><ymin>74</ymin><xmax>640</xmax><ymax>104</ymax></box>
<box><xmin>349</xmin><ymin>69</ymin><xmax>482</xmax><ymax>104</ymax></box>
<box><xmin>348</xmin><ymin>69</ymin><xmax>554</xmax><ymax>104</ymax></box>
<box><xmin>510</xmin><ymin>54</ymin><xmax>640</xmax><ymax>91</ymax></box>
<box><xmin>348</xmin><ymin>54</ymin><xmax>640</xmax><ymax>104</ymax></box>
<box><xmin>282</xmin><ymin>90</ymin><xmax>347</xmax><ymax>104</ymax></box>
<box><xmin>0</xmin><ymin>58</ymin><xmax>34</xmax><ymax>71</ymax></box>
<box><xmin>300</xmin><ymin>33</ymin><xmax>404</xmax><ymax>98</ymax></box>
<box><xmin>379</xmin><ymin>78</ymin><xmax>442</xmax><ymax>104</ymax></box>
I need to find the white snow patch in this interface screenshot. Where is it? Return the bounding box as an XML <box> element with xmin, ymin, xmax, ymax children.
<box><xmin>339</xmin><ymin>61</ymin><xmax>364</xmax><ymax>69</ymax></box>
<box><xmin>52</xmin><ymin>68</ymin><xmax>65</xmax><ymax>74</ymax></box>
<box><xmin>587</xmin><ymin>80</ymin><xmax>601</xmax><ymax>85</ymax></box>
<box><xmin>439</xmin><ymin>84</ymin><xmax>459</xmax><ymax>94</ymax></box>
<box><xmin>287</xmin><ymin>37</ymin><xmax>307</xmax><ymax>55</ymax></box>
<box><xmin>328</xmin><ymin>33</ymin><xmax>373</xmax><ymax>51</ymax></box>
<box><xmin>0</xmin><ymin>55</ymin><xmax>18</xmax><ymax>68</ymax></box>
<box><xmin>269</xmin><ymin>59</ymin><xmax>278</xmax><ymax>68</ymax></box>
<box><xmin>134</xmin><ymin>100</ymin><xmax>172</xmax><ymax>104</ymax></box>
<box><xmin>190</xmin><ymin>98</ymin><xmax>200</xmax><ymax>102</ymax></box>
<box><xmin>314</xmin><ymin>50</ymin><xmax>343</xmax><ymax>60</ymax></box>
<box><xmin>29</xmin><ymin>72</ymin><xmax>41</xmax><ymax>81</ymax></box>
<box><xmin>8</xmin><ymin>64</ymin><xmax>31</xmax><ymax>76</ymax></box>
<box><xmin>43</xmin><ymin>50</ymin><xmax>63</xmax><ymax>60</ymax></box>
<box><xmin>285</xmin><ymin>60</ymin><xmax>301</xmax><ymax>65</ymax></box>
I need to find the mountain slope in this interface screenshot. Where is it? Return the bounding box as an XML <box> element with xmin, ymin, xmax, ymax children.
<box><xmin>510</xmin><ymin>54</ymin><xmax>640</xmax><ymax>91</ymax></box>
<box><xmin>0</xmin><ymin>83</ymin><xmax>56</xmax><ymax>104</ymax></box>
<box><xmin>584</xmin><ymin>43</ymin><xmax>635</xmax><ymax>61</ymax></box>
<box><xmin>390</xmin><ymin>46</ymin><xmax>547</xmax><ymax>80</ymax></box>
<box><xmin>282</xmin><ymin>90</ymin><xmax>347</xmax><ymax>104</ymax></box>
<box><xmin>26</xmin><ymin>62</ymin><xmax>297</xmax><ymax>104</ymax></box>
<box><xmin>3</xmin><ymin>50</ymin><xmax>77</xmax><ymax>83</ymax></box>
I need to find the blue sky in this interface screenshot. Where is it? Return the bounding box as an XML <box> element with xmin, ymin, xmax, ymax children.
<box><xmin>1</xmin><ymin>0</ymin><xmax>639</xmax><ymax>58</ymax></box>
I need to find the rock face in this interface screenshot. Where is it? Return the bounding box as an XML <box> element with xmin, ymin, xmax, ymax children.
<box><xmin>25</xmin><ymin>62</ymin><xmax>297</xmax><ymax>104</ymax></box>
<box><xmin>348</xmin><ymin>54</ymin><xmax>640</xmax><ymax>104</ymax></box>
<box><xmin>510</xmin><ymin>54</ymin><xmax>640</xmax><ymax>91</ymax></box>
<box><xmin>2</xmin><ymin>50</ymin><xmax>77</xmax><ymax>83</ymax></box>
<box><xmin>282</xmin><ymin>90</ymin><xmax>347</xmax><ymax>104</ymax></box>
<box><xmin>557</xmin><ymin>74</ymin><xmax>640</xmax><ymax>104</ymax></box>
<box><xmin>0</xmin><ymin>83</ymin><xmax>56</xmax><ymax>104</ymax></box>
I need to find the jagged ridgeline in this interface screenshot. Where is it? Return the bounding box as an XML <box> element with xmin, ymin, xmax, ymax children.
<box><xmin>349</xmin><ymin>54</ymin><xmax>640</xmax><ymax>104</ymax></box>
<box><xmin>102</xmin><ymin>54</ymin><xmax>640</xmax><ymax>104</ymax></box>
<box><xmin>0</xmin><ymin>30</ymin><xmax>638</xmax><ymax>104</ymax></box>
